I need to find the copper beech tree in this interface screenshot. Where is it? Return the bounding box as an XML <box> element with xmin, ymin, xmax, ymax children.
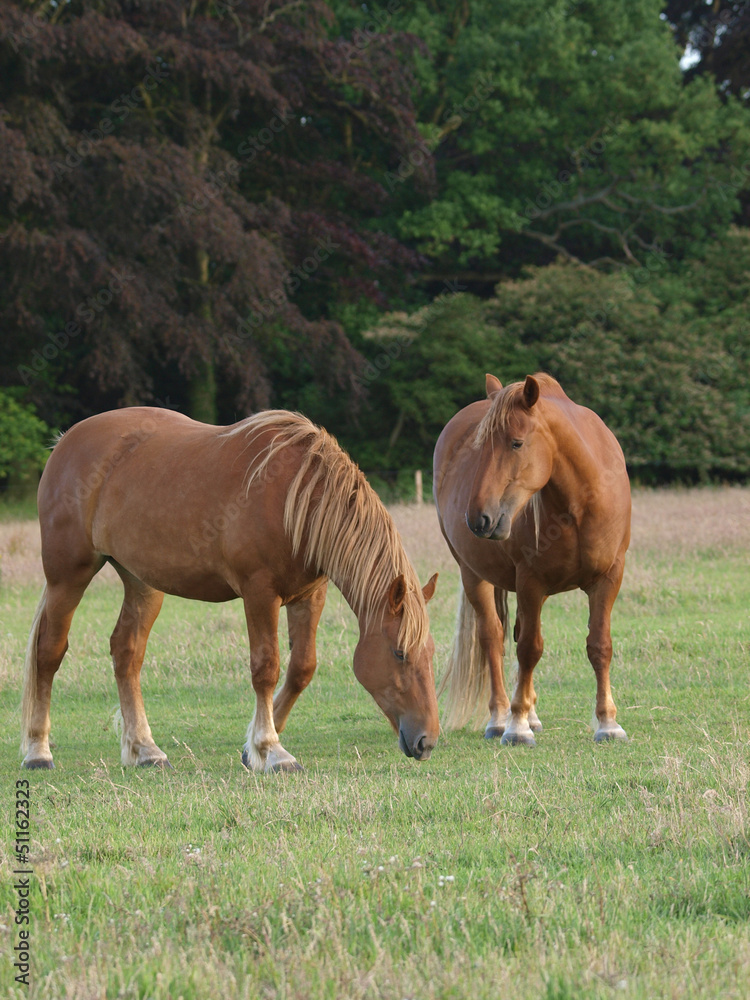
<box><xmin>0</xmin><ymin>0</ymin><xmax>430</xmax><ymax>423</ymax></box>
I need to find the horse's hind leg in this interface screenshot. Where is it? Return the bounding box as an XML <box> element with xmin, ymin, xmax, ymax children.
<box><xmin>109</xmin><ymin>565</ymin><xmax>168</xmax><ymax>766</ymax></box>
<box><xmin>273</xmin><ymin>581</ymin><xmax>327</xmax><ymax>735</ymax></box>
<box><xmin>22</xmin><ymin>572</ymin><xmax>99</xmax><ymax>768</ymax></box>
<box><xmin>586</xmin><ymin>564</ymin><xmax>628</xmax><ymax>743</ymax></box>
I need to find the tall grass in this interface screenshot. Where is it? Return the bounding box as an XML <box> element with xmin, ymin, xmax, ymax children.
<box><xmin>1</xmin><ymin>488</ymin><xmax>748</xmax><ymax>999</ymax></box>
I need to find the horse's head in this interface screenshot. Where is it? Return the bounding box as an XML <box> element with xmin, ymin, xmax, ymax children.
<box><xmin>353</xmin><ymin>572</ymin><xmax>439</xmax><ymax>761</ymax></box>
<box><xmin>466</xmin><ymin>374</ymin><xmax>552</xmax><ymax>541</ymax></box>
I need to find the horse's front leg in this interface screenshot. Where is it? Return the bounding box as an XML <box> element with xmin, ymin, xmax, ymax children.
<box><xmin>461</xmin><ymin>573</ymin><xmax>510</xmax><ymax>739</ymax></box>
<box><xmin>273</xmin><ymin>581</ymin><xmax>328</xmax><ymax>735</ymax></box>
<box><xmin>502</xmin><ymin>583</ymin><xmax>545</xmax><ymax>747</ymax></box>
<box><xmin>241</xmin><ymin>588</ymin><xmax>302</xmax><ymax>773</ymax></box>
<box><xmin>586</xmin><ymin>565</ymin><xmax>628</xmax><ymax>743</ymax></box>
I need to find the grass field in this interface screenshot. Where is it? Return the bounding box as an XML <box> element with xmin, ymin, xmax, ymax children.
<box><xmin>1</xmin><ymin>488</ymin><xmax>749</xmax><ymax>1000</ymax></box>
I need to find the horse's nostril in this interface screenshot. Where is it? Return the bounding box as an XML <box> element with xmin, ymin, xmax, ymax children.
<box><xmin>416</xmin><ymin>734</ymin><xmax>426</xmax><ymax>755</ymax></box>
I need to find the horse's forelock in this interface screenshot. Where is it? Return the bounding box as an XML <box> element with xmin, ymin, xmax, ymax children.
<box><xmin>474</xmin><ymin>373</ymin><xmax>562</xmax><ymax>447</ymax></box>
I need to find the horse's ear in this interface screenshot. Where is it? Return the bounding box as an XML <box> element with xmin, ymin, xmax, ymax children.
<box><xmin>522</xmin><ymin>375</ymin><xmax>540</xmax><ymax>409</ymax></box>
<box><xmin>486</xmin><ymin>373</ymin><xmax>503</xmax><ymax>399</ymax></box>
<box><xmin>388</xmin><ymin>575</ymin><xmax>407</xmax><ymax>616</ymax></box>
<box><xmin>422</xmin><ymin>572</ymin><xmax>438</xmax><ymax>604</ymax></box>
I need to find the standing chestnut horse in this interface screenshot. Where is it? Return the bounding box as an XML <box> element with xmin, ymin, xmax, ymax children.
<box><xmin>433</xmin><ymin>373</ymin><xmax>630</xmax><ymax>745</ymax></box>
<box><xmin>21</xmin><ymin>408</ymin><xmax>439</xmax><ymax>771</ymax></box>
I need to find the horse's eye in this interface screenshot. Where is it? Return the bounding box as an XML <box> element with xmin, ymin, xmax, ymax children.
<box><xmin>393</xmin><ymin>649</ymin><xmax>406</xmax><ymax>662</ymax></box>
<box><xmin>511</xmin><ymin>440</ymin><xmax>523</xmax><ymax>450</ymax></box>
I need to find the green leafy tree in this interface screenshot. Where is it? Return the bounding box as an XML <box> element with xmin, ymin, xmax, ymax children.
<box><xmin>353</xmin><ymin>0</ymin><xmax>750</xmax><ymax>283</ymax></box>
<box><xmin>0</xmin><ymin>389</ymin><xmax>49</xmax><ymax>484</ymax></box>
<box><xmin>357</xmin><ymin>244</ymin><xmax>750</xmax><ymax>479</ymax></box>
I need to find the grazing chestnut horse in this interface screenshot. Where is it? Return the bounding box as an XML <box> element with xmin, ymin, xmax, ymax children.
<box><xmin>433</xmin><ymin>373</ymin><xmax>630</xmax><ymax>746</ymax></box>
<box><xmin>21</xmin><ymin>407</ymin><xmax>439</xmax><ymax>771</ymax></box>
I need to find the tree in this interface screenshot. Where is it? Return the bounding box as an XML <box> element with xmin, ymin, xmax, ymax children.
<box><xmin>0</xmin><ymin>389</ymin><xmax>49</xmax><ymax>486</ymax></box>
<box><xmin>351</xmin><ymin>0</ymin><xmax>750</xmax><ymax>285</ymax></box>
<box><xmin>357</xmin><ymin>243</ymin><xmax>750</xmax><ymax>479</ymax></box>
<box><xmin>0</xmin><ymin>0</ymin><xmax>428</xmax><ymax>424</ymax></box>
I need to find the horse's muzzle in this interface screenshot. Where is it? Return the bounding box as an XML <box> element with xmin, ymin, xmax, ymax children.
<box><xmin>399</xmin><ymin>725</ymin><xmax>435</xmax><ymax>761</ymax></box>
<box><xmin>466</xmin><ymin>510</ymin><xmax>511</xmax><ymax>540</ymax></box>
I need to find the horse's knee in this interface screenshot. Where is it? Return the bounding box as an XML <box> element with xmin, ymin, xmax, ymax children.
<box><xmin>37</xmin><ymin>636</ymin><xmax>68</xmax><ymax>676</ymax></box>
<box><xmin>110</xmin><ymin>633</ymin><xmax>138</xmax><ymax>672</ymax></box>
<box><xmin>288</xmin><ymin>659</ymin><xmax>316</xmax><ymax>694</ymax></box>
<box><xmin>518</xmin><ymin>632</ymin><xmax>543</xmax><ymax>668</ymax></box>
<box><xmin>586</xmin><ymin>637</ymin><xmax>612</xmax><ymax>670</ymax></box>
<box><xmin>251</xmin><ymin>654</ymin><xmax>281</xmax><ymax>690</ymax></box>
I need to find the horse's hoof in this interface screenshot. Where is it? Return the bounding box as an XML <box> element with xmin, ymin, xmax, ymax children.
<box><xmin>269</xmin><ymin>760</ymin><xmax>303</xmax><ymax>774</ymax></box>
<box><xmin>138</xmin><ymin>757</ymin><xmax>174</xmax><ymax>769</ymax></box>
<box><xmin>23</xmin><ymin>758</ymin><xmax>54</xmax><ymax>770</ymax></box>
<box><xmin>594</xmin><ymin>727</ymin><xmax>628</xmax><ymax>743</ymax></box>
<box><xmin>500</xmin><ymin>731</ymin><xmax>537</xmax><ymax>747</ymax></box>
<box><xmin>484</xmin><ymin>727</ymin><xmax>505</xmax><ymax>740</ymax></box>
<box><xmin>529</xmin><ymin>719</ymin><xmax>543</xmax><ymax>733</ymax></box>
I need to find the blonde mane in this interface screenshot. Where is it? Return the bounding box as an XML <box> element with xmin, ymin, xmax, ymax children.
<box><xmin>223</xmin><ymin>411</ymin><xmax>430</xmax><ymax>651</ymax></box>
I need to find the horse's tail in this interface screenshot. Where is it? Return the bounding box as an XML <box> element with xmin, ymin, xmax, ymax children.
<box><xmin>438</xmin><ymin>582</ymin><xmax>508</xmax><ymax>730</ymax></box>
<box><xmin>21</xmin><ymin>585</ymin><xmax>47</xmax><ymax>755</ymax></box>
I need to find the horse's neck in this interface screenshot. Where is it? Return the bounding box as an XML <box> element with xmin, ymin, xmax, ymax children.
<box><xmin>541</xmin><ymin>400</ymin><xmax>602</xmax><ymax>513</ymax></box>
<box><xmin>333</xmin><ymin>572</ymin><xmax>370</xmax><ymax>628</ymax></box>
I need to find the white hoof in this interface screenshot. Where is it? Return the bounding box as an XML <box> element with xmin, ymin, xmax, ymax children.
<box><xmin>500</xmin><ymin>716</ymin><xmax>537</xmax><ymax>747</ymax></box>
<box><xmin>528</xmin><ymin>706</ymin><xmax>543</xmax><ymax>732</ymax></box>
<box><xmin>594</xmin><ymin>721</ymin><xmax>628</xmax><ymax>742</ymax></box>
<box><xmin>242</xmin><ymin>742</ymin><xmax>302</xmax><ymax>773</ymax></box>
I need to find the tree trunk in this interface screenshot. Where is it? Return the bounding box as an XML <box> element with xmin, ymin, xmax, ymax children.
<box><xmin>187</xmin><ymin>221</ymin><xmax>218</xmax><ymax>424</ymax></box>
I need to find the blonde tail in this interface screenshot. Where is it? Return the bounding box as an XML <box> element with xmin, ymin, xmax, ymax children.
<box><xmin>439</xmin><ymin>582</ymin><xmax>501</xmax><ymax>730</ymax></box>
<box><xmin>21</xmin><ymin>585</ymin><xmax>47</xmax><ymax>755</ymax></box>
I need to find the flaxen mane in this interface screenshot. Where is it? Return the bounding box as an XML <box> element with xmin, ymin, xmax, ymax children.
<box><xmin>223</xmin><ymin>411</ymin><xmax>429</xmax><ymax>651</ymax></box>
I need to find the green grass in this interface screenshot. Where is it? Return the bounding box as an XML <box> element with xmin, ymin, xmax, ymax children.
<box><xmin>1</xmin><ymin>503</ymin><xmax>749</xmax><ymax>999</ymax></box>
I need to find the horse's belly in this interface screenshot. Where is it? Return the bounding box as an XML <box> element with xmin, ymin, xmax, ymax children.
<box><xmin>111</xmin><ymin>557</ymin><xmax>240</xmax><ymax>602</ymax></box>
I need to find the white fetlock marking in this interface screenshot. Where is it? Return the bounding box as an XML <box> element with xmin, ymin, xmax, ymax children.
<box><xmin>118</xmin><ymin>718</ymin><xmax>167</xmax><ymax>767</ymax></box>
<box><xmin>505</xmin><ymin>714</ymin><xmax>534</xmax><ymax>741</ymax></box>
<box><xmin>243</xmin><ymin>739</ymin><xmax>266</xmax><ymax>772</ymax></box>
<box><xmin>487</xmin><ymin>706</ymin><xmax>509</xmax><ymax>730</ymax></box>
<box><xmin>22</xmin><ymin>738</ymin><xmax>53</xmax><ymax>767</ymax></box>
<box><xmin>528</xmin><ymin>706</ymin><xmax>542</xmax><ymax>731</ymax></box>
<box><xmin>596</xmin><ymin>720</ymin><xmax>628</xmax><ymax>740</ymax></box>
